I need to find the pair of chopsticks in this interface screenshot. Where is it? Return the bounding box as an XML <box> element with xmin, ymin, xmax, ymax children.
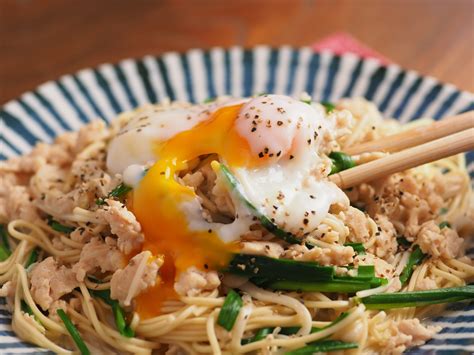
<box><xmin>329</xmin><ymin>111</ymin><xmax>474</xmax><ymax>189</ymax></box>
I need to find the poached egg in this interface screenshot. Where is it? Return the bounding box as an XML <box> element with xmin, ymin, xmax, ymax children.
<box><xmin>106</xmin><ymin>95</ymin><xmax>348</xmax><ymax>317</ymax></box>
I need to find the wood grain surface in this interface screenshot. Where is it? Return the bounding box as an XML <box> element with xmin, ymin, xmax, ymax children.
<box><xmin>1</xmin><ymin>0</ymin><xmax>473</xmax><ymax>104</ymax></box>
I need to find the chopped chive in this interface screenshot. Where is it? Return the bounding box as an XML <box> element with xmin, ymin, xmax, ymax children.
<box><xmin>47</xmin><ymin>217</ymin><xmax>75</xmax><ymax>234</ymax></box>
<box><xmin>217</xmin><ymin>289</ymin><xmax>243</xmax><ymax>331</ymax></box>
<box><xmin>399</xmin><ymin>245</ymin><xmax>426</xmax><ymax>285</ymax></box>
<box><xmin>321</xmin><ymin>101</ymin><xmax>336</xmax><ymax>113</ymax></box>
<box><xmin>356</xmin><ymin>265</ymin><xmax>375</xmax><ymax>279</ymax></box>
<box><xmin>268</xmin><ymin>278</ymin><xmax>385</xmax><ymax>293</ymax></box>
<box><xmin>112</xmin><ymin>303</ymin><xmax>134</xmax><ymax>337</ymax></box>
<box><xmin>0</xmin><ymin>245</ymin><xmax>10</xmax><ymax>262</ymax></box>
<box><xmin>439</xmin><ymin>207</ymin><xmax>448</xmax><ymax>215</ymax></box>
<box><xmin>358</xmin><ymin>285</ymin><xmax>474</xmax><ymax>309</ymax></box>
<box><xmin>241</xmin><ymin>327</ymin><xmax>273</xmax><ymax>344</ymax></box>
<box><xmin>439</xmin><ymin>221</ymin><xmax>451</xmax><ymax>229</ymax></box>
<box><xmin>90</xmin><ymin>289</ymin><xmax>134</xmax><ymax>337</ymax></box>
<box><xmin>344</xmin><ymin>242</ymin><xmax>366</xmax><ymax>255</ymax></box>
<box><xmin>227</xmin><ymin>254</ymin><xmax>334</xmax><ymax>282</ymax></box>
<box><xmin>218</xmin><ymin>164</ymin><xmax>301</xmax><ymax>245</ymax></box>
<box><xmin>21</xmin><ymin>300</ymin><xmax>40</xmax><ymax>324</ymax></box>
<box><xmin>56</xmin><ymin>309</ymin><xmax>90</xmax><ymax>355</ymax></box>
<box><xmin>25</xmin><ymin>248</ymin><xmax>39</xmax><ymax>268</ymax></box>
<box><xmin>96</xmin><ymin>183</ymin><xmax>132</xmax><ymax>205</ymax></box>
<box><xmin>396</xmin><ymin>236</ymin><xmax>411</xmax><ymax>248</ymax></box>
<box><xmin>301</xmin><ymin>99</ymin><xmax>312</xmax><ymax>105</ymax></box>
<box><xmin>329</xmin><ymin>152</ymin><xmax>355</xmax><ymax>175</ymax></box>
<box><xmin>0</xmin><ymin>225</ymin><xmax>11</xmax><ymax>254</ymax></box>
<box><xmin>203</xmin><ymin>97</ymin><xmax>216</xmax><ymax>103</ymax></box>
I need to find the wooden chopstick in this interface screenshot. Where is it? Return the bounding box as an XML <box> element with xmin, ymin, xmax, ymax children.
<box><xmin>329</xmin><ymin>128</ymin><xmax>474</xmax><ymax>189</ymax></box>
<box><xmin>344</xmin><ymin>110</ymin><xmax>474</xmax><ymax>155</ymax></box>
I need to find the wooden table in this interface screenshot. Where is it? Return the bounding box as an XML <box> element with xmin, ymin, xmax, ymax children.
<box><xmin>1</xmin><ymin>0</ymin><xmax>473</xmax><ymax>104</ymax></box>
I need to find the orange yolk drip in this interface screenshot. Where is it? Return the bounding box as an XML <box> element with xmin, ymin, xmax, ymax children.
<box><xmin>131</xmin><ymin>104</ymin><xmax>257</xmax><ymax>318</ymax></box>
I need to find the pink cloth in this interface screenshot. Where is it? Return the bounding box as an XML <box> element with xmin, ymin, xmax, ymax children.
<box><xmin>312</xmin><ymin>32</ymin><xmax>392</xmax><ymax>65</ymax></box>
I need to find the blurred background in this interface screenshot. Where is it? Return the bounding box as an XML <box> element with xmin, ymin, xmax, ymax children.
<box><xmin>1</xmin><ymin>0</ymin><xmax>473</xmax><ymax>104</ymax></box>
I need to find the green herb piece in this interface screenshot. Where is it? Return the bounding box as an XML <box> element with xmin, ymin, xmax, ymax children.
<box><xmin>329</xmin><ymin>151</ymin><xmax>356</xmax><ymax>175</ymax></box>
<box><xmin>47</xmin><ymin>217</ymin><xmax>75</xmax><ymax>234</ymax></box>
<box><xmin>0</xmin><ymin>225</ymin><xmax>11</xmax><ymax>254</ymax></box>
<box><xmin>356</xmin><ymin>265</ymin><xmax>375</xmax><ymax>279</ymax></box>
<box><xmin>301</xmin><ymin>99</ymin><xmax>312</xmax><ymax>105</ymax></box>
<box><xmin>439</xmin><ymin>207</ymin><xmax>448</xmax><ymax>215</ymax></box>
<box><xmin>227</xmin><ymin>254</ymin><xmax>334</xmax><ymax>282</ymax></box>
<box><xmin>218</xmin><ymin>164</ymin><xmax>301</xmax><ymax>244</ymax></box>
<box><xmin>96</xmin><ymin>183</ymin><xmax>132</xmax><ymax>205</ymax></box>
<box><xmin>358</xmin><ymin>285</ymin><xmax>474</xmax><ymax>309</ymax></box>
<box><xmin>344</xmin><ymin>242</ymin><xmax>366</xmax><ymax>255</ymax></box>
<box><xmin>56</xmin><ymin>309</ymin><xmax>90</xmax><ymax>355</ymax></box>
<box><xmin>399</xmin><ymin>245</ymin><xmax>426</xmax><ymax>285</ymax></box>
<box><xmin>203</xmin><ymin>97</ymin><xmax>216</xmax><ymax>103</ymax></box>
<box><xmin>227</xmin><ymin>254</ymin><xmax>386</xmax><ymax>293</ymax></box>
<box><xmin>112</xmin><ymin>303</ymin><xmax>134</xmax><ymax>337</ymax></box>
<box><xmin>89</xmin><ymin>289</ymin><xmax>134</xmax><ymax>337</ymax></box>
<box><xmin>217</xmin><ymin>289</ymin><xmax>243</xmax><ymax>331</ymax></box>
<box><xmin>241</xmin><ymin>327</ymin><xmax>273</xmax><ymax>344</ymax></box>
<box><xmin>268</xmin><ymin>278</ymin><xmax>384</xmax><ymax>293</ymax></box>
<box><xmin>286</xmin><ymin>340</ymin><xmax>358</xmax><ymax>355</ymax></box>
<box><xmin>321</xmin><ymin>101</ymin><xmax>336</xmax><ymax>113</ymax></box>
<box><xmin>439</xmin><ymin>221</ymin><xmax>451</xmax><ymax>229</ymax></box>
<box><xmin>396</xmin><ymin>236</ymin><xmax>411</xmax><ymax>248</ymax></box>
<box><xmin>0</xmin><ymin>245</ymin><xmax>10</xmax><ymax>262</ymax></box>
<box><xmin>25</xmin><ymin>248</ymin><xmax>39</xmax><ymax>268</ymax></box>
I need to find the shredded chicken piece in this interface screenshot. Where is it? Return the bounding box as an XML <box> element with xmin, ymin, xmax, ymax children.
<box><xmin>348</xmin><ymin>173</ymin><xmax>444</xmax><ymax>240</ymax></box>
<box><xmin>369</xmin><ymin>314</ymin><xmax>440</xmax><ymax>354</ymax></box>
<box><xmin>416</xmin><ymin>221</ymin><xmax>463</xmax><ymax>259</ymax></box>
<box><xmin>110</xmin><ymin>251</ymin><xmax>162</xmax><ymax>306</ymax></box>
<box><xmin>1</xmin><ymin>185</ymin><xmax>38</xmax><ymax>223</ymax></box>
<box><xmin>29</xmin><ymin>257</ymin><xmax>78</xmax><ymax>311</ymax></box>
<box><xmin>370</xmin><ymin>214</ymin><xmax>398</xmax><ymax>260</ymax></box>
<box><xmin>174</xmin><ymin>267</ymin><xmax>221</xmax><ymax>297</ymax></box>
<box><xmin>343</xmin><ymin>207</ymin><xmax>371</xmax><ymax>243</ymax></box>
<box><xmin>283</xmin><ymin>244</ymin><xmax>354</xmax><ymax>266</ymax></box>
<box><xmin>97</xmin><ymin>199</ymin><xmax>144</xmax><ymax>254</ymax></box>
<box><xmin>75</xmin><ymin>120</ymin><xmax>109</xmax><ymax>153</ymax></box>
<box><xmin>240</xmin><ymin>241</ymin><xmax>284</xmax><ymax>259</ymax></box>
<box><xmin>73</xmin><ymin>237</ymin><xmax>124</xmax><ymax>281</ymax></box>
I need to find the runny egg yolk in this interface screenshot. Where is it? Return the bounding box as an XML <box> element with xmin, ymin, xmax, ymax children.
<box><xmin>131</xmin><ymin>104</ymin><xmax>269</xmax><ymax>318</ymax></box>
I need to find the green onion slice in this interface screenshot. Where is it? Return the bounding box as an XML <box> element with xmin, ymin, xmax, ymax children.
<box><xmin>0</xmin><ymin>225</ymin><xmax>11</xmax><ymax>254</ymax></box>
<box><xmin>358</xmin><ymin>285</ymin><xmax>474</xmax><ymax>309</ymax></box>
<box><xmin>321</xmin><ymin>101</ymin><xmax>336</xmax><ymax>113</ymax></box>
<box><xmin>96</xmin><ymin>183</ymin><xmax>132</xmax><ymax>205</ymax></box>
<box><xmin>241</xmin><ymin>327</ymin><xmax>273</xmax><ymax>344</ymax></box>
<box><xmin>217</xmin><ymin>289</ymin><xmax>243</xmax><ymax>331</ymax></box>
<box><xmin>329</xmin><ymin>151</ymin><xmax>356</xmax><ymax>175</ymax></box>
<box><xmin>439</xmin><ymin>221</ymin><xmax>451</xmax><ymax>229</ymax></box>
<box><xmin>25</xmin><ymin>248</ymin><xmax>39</xmax><ymax>268</ymax></box>
<box><xmin>47</xmin><ymin>217</ymin><xmax>75</xmax><ymax>234</ymax></box>
<box><xmin>90</xmin><ymin>289</ymin><xmax>134</xmax><ymax>337</ymax></box>
<box><xmin>399</xmin><ymin>245</ymin><xmax>426</xmax><ymax>285</ymax></box>
<box><xmin>56</xmin><ymin>308</ymin><xmax>90</xmax><ymax>355</ymax></box>
<box><xmin>0</xmin><ymin>245</ymin><xmax>10</xmax><ymax>262</ymax></box>
<box><xmin>344</xmin><ymin>242</ymin><xmax>366</xmax><ymax>255</ymax></box>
